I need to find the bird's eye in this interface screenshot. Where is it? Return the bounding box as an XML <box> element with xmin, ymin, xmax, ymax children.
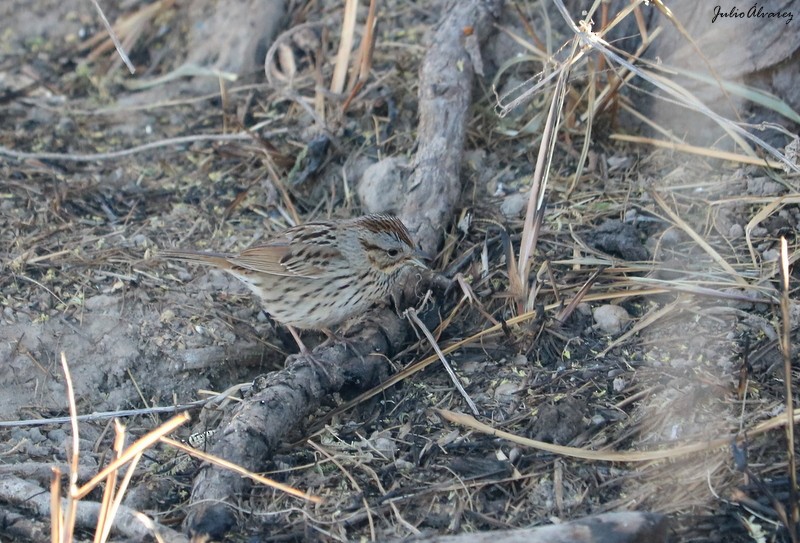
<box><xmin>387</xmin><ymin>248</ymin><xmax>399</xmax><ymax>257</ymax></box>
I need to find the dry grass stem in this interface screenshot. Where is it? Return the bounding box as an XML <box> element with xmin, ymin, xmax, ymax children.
<box><xmin>61</xmin><ymin>353</ymin><xmax>80</xmax><ymax>543</ymax></box>
<box><xmin>319</xmin><ymin>308</ymin><xmax>542</xmax><ymax>426</ymax></box>
<box><xmin>93</xmin><ymin>422</ymin><xmax>123</xmax><ymax>542</ymax></box>
<box><xmin>331</xmin><ymin>0</ymin><xmax>359</xmax><ymax>95</ymax></box>
<box><xmin>745</xmin><ymin>197</ymin><xmax>800</xmax><ymax>274</ymax></box>
<box><xmin>551</xmin><ymin>0</ymin><xmax>800</xmax><ymax>172</ymax></box>
<box><xmin>516</xmin><ymin>42</ymin><xmax>573</xmax><ymax>307</ymax></box>
<box><xmin>74</xmin><ymin>414</ymin><xmax>190</xmax><ymax>500</ymax></box>
<box><xmin>406</xmin><ymin>308</ymin><xmax>479</xmax><ymax>416</ymax></box>
<box><xmin>306</xmin><ymin>441</ymin><xmax>375</xmax><ymax>539</ymax></box>
<box><xmin>650</xmin><ymin>191</ymin><xmax>748</xmax><ymax>286</ymax></box>
<box><xmin>0</xmin><ymin>131</ymin><xmax>287</xmax><ymax>163</ymax></box>
<box><xmin>610</xmin><ymin>134</ymin><xmax>787</xmax><ymax>169</ymax></box>
<box><xmin>161</xmin><ymin>437</ymin><xmax>322</xmax><ymax>504</ymax></box>
<box><xmin>439</xmin><ymin>408</ymin><xmax>800</xmax><ymax>463</ymax></box>
<box><xmin>779</xmin><ymin>238</ymin><xmax>799</xmax><ymax>536</ymax></box>
<box><xmin>50</xmin><ymin>467</ymin><xmax>62</xmax><ymax>543</ymax></box>
<box><xmin>342</xmin><ymin>0</ymin><xmax>378</xmax><ymax>112</ymax></box>
<box><xmin>90</xmin><ymin>0</ymin><xmax>135</xmax><ymax>74</ymax></box>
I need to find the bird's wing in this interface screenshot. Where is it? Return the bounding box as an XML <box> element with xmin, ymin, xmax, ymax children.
<box><xmin>228</xmin><ymin>243</ymin><xmax>299</xmax><ymax>276</ymax></box>
<box><xmin>229</xmin><ymin>225</ymin><xmax>340</xmax><ymax>278</ymax></box>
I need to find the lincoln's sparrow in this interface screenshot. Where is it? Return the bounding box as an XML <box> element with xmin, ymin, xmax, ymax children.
<box><xmin>160</xmin><ymin>214</ymin><xmax>425</xmax><ymax>350</ymax></box>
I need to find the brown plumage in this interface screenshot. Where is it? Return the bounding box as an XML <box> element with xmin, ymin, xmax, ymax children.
<box><xmin>159</xmin><ymin>214</ymin><xmax>425</xmax><ymax>331</ymax></box>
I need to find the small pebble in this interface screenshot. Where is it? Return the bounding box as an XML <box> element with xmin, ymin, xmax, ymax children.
<box><xmin>464</xmin><ymin>149</ymin><xmax>486</xmax><ymax>172</ymax></box>
<box><xmin>500</xmin><ymin>192</ymin><xmax>528</xmax><ymax>218</ymax></box>
<box><xmin>56</xmin><ymin>117</ymin><xmax>76</xmax><ymax>135</ymax></box>
<box><xmin>593</xmin><ymin>305</ymin><xmax>630</xmax><ymax>335</ymax></box>
<box><xmin>131</xmin><ymin>234</ymin><xmax>150</xmax><ymax>246</ymax></box>
<box><xmin>728</xmin><ymin>224</ymin><xmax>744</xmax><ymax>239</ymax></box>
<box><xmin>747</xmin><ymin>177</ymin><xmax>783</xmax><ymax>196</ymax></box>
<box><xmin>48</xmin><ymin>429</ymin><xmax>67</xmax><ymax>444</ymax></box>
<box><xmin>494</xmin><ymin>381</ymin><xmax>521</xmax><ymax>399</ymax></box>
<box><xmin>660</xmin><ymin>228</ymin><xmax>682</xmax><ymax>247</ymax></box>
<box><xmin>233</xmin><ymin>308</ymin><xmax>255</xmax><ymax>320</ymax></box>
<box><xmin>25</xmin><ymin>443</ymin><xmax>51</xmax><ymax>457</ymax></box>
<box><xmin>370</xmin><ymin>433</ymin><xmax>397</xmax><ymax>458</ymax></box>
<box><xmin>357</xmin><ymin>157</ymin><xmax>408</xmax><ymax>214</ymax></box>
<box><xmin>770</xmin><ymin>404</ymin><xmax>786</xmax><ymax>417</ymax></box>
<box><xmin>84</xmin><ymin>294</ymin><xmax>118</xmax><ymax>310</ymax></box>
<box><xmin>606</xmin><ymin>154</ymin><xmax>631</xmax><ymax>170</ymax></box>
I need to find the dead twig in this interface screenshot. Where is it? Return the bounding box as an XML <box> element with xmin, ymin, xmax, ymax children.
<box><xmin>778</xmin><ymin>238</ymin><xmax>799</xmax><ymax>540</ymax></box>
<box><xmin>0</xmin><ymin>131</ymin><xmax>287</xmax><ymax>163</ymax></box>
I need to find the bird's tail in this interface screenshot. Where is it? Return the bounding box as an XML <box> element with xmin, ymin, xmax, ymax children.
<box><xmin>158</xmin><ymin>249</ymin><xmax>233</xmax><ymax>269</ymax></box>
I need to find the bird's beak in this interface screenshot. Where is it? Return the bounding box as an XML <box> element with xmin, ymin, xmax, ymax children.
<box><xmin>408</xmin><ymin>249</ymin><xmax>431</xmax><ymax>269</ymax></box>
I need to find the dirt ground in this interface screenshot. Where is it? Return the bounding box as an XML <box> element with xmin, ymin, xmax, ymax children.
<box><xmin>1</xmin><ymin>0</ymin><xmax>800</xmax><ymax>541</ymax></box>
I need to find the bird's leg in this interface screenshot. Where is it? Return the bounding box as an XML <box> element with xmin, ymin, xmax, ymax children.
<box><xmin>320</xmin><ymin>328</ymin><xmax>366</xmax><ymax>362</ymax></box>
<box><xmin>287</xmin><ymin>325</ymin><xmax>311</xmax><ymax>356</ymax></box>
<box><xmin>286</xmin><ymin>325</ymin><xmax>333</xmax><ymax>381</ymax></box>
<box><xmin>321</xmin><ymin>328</ymin><xmax>342</xmax><ymax>346</ymax></box>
